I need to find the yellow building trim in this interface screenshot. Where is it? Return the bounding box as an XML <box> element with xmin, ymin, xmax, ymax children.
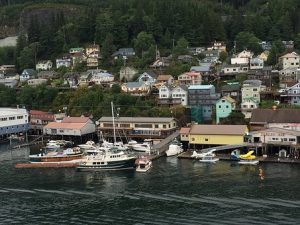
<box><xmin>189</xmin><ymin>134</ymin><xmax>244</xmax><ymax>145</ymax></box>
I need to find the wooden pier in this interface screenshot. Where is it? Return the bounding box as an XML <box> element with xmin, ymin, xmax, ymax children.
<box><xmin>178</xmin><ymin>150</ymin><xmax>300</xmax><ymax>164</ymax></box>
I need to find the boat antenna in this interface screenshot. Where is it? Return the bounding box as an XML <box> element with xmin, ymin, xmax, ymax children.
<box><xmin>111</xmin><ymin>102</ymin><xmax>117</xmax><ymax>144</ymax></box>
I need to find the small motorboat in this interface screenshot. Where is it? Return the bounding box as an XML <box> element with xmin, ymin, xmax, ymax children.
<box><xmin>199</xmin><ymin>154</ymin><xmax>219</xmax><ymax>163</ymax></box>
<box><xmin>78</xmin><ymin>141</ymin><xmax>97</xmax><ymax>150</ymax></box>
<box><xmin>165</xmin><ymin>139</ymin><xmax>183</xmax><ymax>157</ymax></box>
<box><xmin>136</xmin><ymin>157</ymin><xmax>152</xmax><ymax>172</ymax></box>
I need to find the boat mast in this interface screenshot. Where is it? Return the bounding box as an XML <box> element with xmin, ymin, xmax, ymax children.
<box><xmin>111</xmin><ymin>102</ymin><xmax>117</xmax><ymax>144</ymax></box>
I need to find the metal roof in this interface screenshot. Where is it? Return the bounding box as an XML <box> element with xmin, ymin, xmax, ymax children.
<box><xmin>99</xmin><ymin>117</ymin><xmax>175</xmax><ymax>123</ymax></box>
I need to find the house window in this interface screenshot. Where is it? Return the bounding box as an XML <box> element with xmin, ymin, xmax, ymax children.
<box><xmin>289</xmin><ymin>138</ymin><xmax>296</xmax><ymax>142</ymax></box>
<box><xmin>205</xmin><ymin>138</ymin><xmax>208</xmax><ymax>141</ymax></box>
<box><xmin>226</xmin><ymin>105</ymin><xmax>229</xmax><ymax>108</ymax></box>
<box><xmin>218</xmin><ymin>105</ymin><xmax>221</xmax><ymax>108</ymax></box>
<box><xmin>155</xmin><ymin>125</ymin><xmax>159</xmax><ymax>128</ymax></box>
<box><xmin>163</xmin><ymin>125</ymin><xmax>166</xmax><ymax>128</ymax></box>
<box><xmin>192</xmin><ymin>138</ymin><xmax>195</xmax><ymax>141</ymax></box>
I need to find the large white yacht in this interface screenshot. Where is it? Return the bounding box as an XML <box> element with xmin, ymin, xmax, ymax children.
<box><xmin>132</xmin><ymin>142</ymin><xmax>151</xmax><ymax>153</ymax></box>
<box><xmin>77</xmin><ymin>148</ymin><xmax>137</xmax><ymax>171</ymax></box>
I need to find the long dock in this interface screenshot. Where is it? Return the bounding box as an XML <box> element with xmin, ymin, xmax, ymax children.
<box><xmin>178</xmin><ymin>151</ymin><xmax>300</xmax><ymax>164</ymax></box>
<box><xmin>15</xmin><ymin>161</ymin><xmax>81</xmax><ymax>169</ymax></box>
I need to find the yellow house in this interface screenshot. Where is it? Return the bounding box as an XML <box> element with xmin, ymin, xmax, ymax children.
<box><xmin>188</xmin><ymin>124</ymin><xmax>248</xmax><ymax>145</ymax></box>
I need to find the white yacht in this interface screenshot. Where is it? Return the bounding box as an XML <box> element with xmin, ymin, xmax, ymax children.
<box><xmin>165</xmin><ymin>139</ymin><xmax>183</xmax><ymax>157</ymax></box>
<box><xmin>77</xmin><ymin>148</ymin><xmax>137</xmax><ymax>171</ymax></box>
<box><xmin>136</xmin><ymin>157</ymin><xmax>152</xmax><ymax>172</ymax></box>
<box><xmin>78</xmin><ymin>141</ymin><xmax>97</xmax><ymax>150</ymax></box>
<box><xmin>132</xmin><ymin>142</ymin><xmax>151</xmax><ymax>153</ymax></box>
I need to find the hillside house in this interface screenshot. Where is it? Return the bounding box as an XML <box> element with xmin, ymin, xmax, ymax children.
<box><xmin>158</xmin><ymin>84</ymin><xmax>188</xmax><ymax>106</ymax></box>
<box><xmin>36</xmin><ymin>60</ymin><xmax>53</xmax><ymax>71</ymax></box>
<box><xmin>279</xmin><ymin>52</ymin><xmax>300</xmax><ymax>70</ymax></box>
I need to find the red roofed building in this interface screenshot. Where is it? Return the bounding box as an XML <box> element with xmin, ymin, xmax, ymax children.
<box><xmin>29</xmin><ymin>110</ymin><xmax>56</xmax><ymax>135</ymax></box>
<box><xmin>43</xmin><ymin>117</ymin><xmax>96</xmax><ymax>142</ymax></box>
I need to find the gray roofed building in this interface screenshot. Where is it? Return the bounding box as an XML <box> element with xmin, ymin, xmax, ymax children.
<box><xmin>112</xmin><ymin>48</ymin><xmax>135</xmax><ymax>58</ymax></box>
<box><xmin>99</xmin><ymin>117</ymin><xmax>175</xmax><ymax>123</ymax></box>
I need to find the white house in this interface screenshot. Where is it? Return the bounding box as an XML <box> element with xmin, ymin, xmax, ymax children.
<box><xmin>137</xmin><ymin>71</ymin><xmax>157</xmax><ymax>85</ymax></box>
<box><xmin>35</xmin><ymin>60</ymin><xmax>53</xmax><ymax>71</ymax></box>
<box><xmin>90</xmin><ymin>70</ymin><xmax>114</xmax><ymax>84</ymax></box>
<box><xmin>279</xmin><ymin>52</ymin><xmax>300</xmax><ymax>70</ymax></box>
<box><xmin>231</xmin><ymin>50</ymin><xmax>253</xmax><ymax>65</ymax></box>
<box><xmin>20</xmin><ymin>69</ymin><xmax>37</xmax><ymax>82</ymax></box>
<box><xmin>178</xmin><ymin>71</ymin><xmax>202</xmax><ymax>85</ymax></box>
<box><xmin>121</xmin><ymin>82</ymin><xmax>151</xmax><ymax>96</ymax></box>
<box><xmin>158</xmin><ymin>84</ymin><xmax>188</xmax><ymax>106</ymax></box>
<box><xmin>56</xmin><ymin>58</ymin><xmax>72</xmax><ymax>68</ymax></box>
<box><xmin>27</xmin><ymin>78</ymin><xmax>47</xmax><ymax>86</ymax></box>
<box><xmin>250</xmin><ymin>58</ymin><xmax>264</xmax><ymax>70</ymax></box>
<box><xmin>241</xmin><ymin>99</ymin><xmax>258</xmax><ymax>119</ymax></box>
<box><xmin>119</xmin><ymin>67</ymin><xmax>138</xmax><ymax>82</ymax></box>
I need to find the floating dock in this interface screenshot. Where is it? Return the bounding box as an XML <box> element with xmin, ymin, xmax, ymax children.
<box><xmin>15</xmin><ymin>161</ymin><xmax>81</xmax><ymax>169</ymax></box>
<box><xmin>178</xmin><ymin>151</ymin><xmax>300</xmax><ymax>164</ymax></box>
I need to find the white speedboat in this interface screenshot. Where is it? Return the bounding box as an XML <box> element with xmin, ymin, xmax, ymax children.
<box><xmin>78</xmin><ymin>141</ymin><xmax>97</xmax><ymax>150</ymax></box>
<box><xmin>77</xmin><ymin>148</ymin><xmax>137</xmax><ymax>171</ymax></box>
<box><xmin>199</xmin><ymin>155</ymin><xmax>219</xmax><ymax>163</ymax></box>
<box><xmin>132</xmin><ymin>142</ymin><xmax>151</xmax><ymax>153</ymax></box>
<box><xmin>166</xmin><ymin>139</ymin><xmax>183</xmax><ymax>157</ymax></box>
<box><xmin>238</xmin><ymin>159</ymin><xmax>259</xmax><ymax>165</ymax></box>
<box><xmin>136</xmin><ymin>157</ymin><xmax>152</xmax><ymax>172</ymax></box>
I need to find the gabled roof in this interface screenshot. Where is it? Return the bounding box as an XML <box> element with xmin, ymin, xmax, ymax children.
<box><xmin>221</xmin><ymin>83</ymin><xmax>240</xmax><ymax>92</ymax></box>
<box><xmin>22</xmin><ymin>69</ymin><xmax>37</xmax><ymax>76</ymax></box>
<box><xmin>250</xmin><ymin>109</ymin><xmax>300</xmax><ymax>124</ymax></box>
<box><xmin>62</xmin><ymin>117</ymin><xmax>89</xmax><ymax>123</ymax></box>
<box><xmin>188</xmin><ymin>85</ymin><xmax>214</xmax><ymax>90</ymax></box>
<box><xmin>280</xmin><ymin>52</ymin><xmax>299</xmax><ymax>58</ymax></box>
<box><xmin>124</xmin><ymin>81</ymin><xmax>145</xmax><ymax>88</ymax></box>
<box><xmin>189</xmin><ymin>125</ymin><xmax>247</xmax><ymax>135</ymax></box>
<box><xmin>243</xmin><ymin>80</ymin><xmax>262</xmax><ymax>87</ymax></box>
<box><xmin>180</xmin><ymin>127</ymin><xmax>190</xmax><ymax>134</ymax></box>
<box><xmin>190</xmin><ymin>65</ymin><xmax>210</xmax><ymax>72</ymax></box>
<box><xmin>218</xmin><ymin>96</ymin><xmax>236</xmax><ymax>104</ymax></box>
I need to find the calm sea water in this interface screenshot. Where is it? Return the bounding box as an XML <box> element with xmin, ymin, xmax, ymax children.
<box><xmin>0</xmin><ymin>143</ymin><xmax>299</xmax><ymax>225</ymax></box>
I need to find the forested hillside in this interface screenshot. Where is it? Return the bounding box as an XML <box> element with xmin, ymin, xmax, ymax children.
<box><xmin>1</xmin><ymin>0</ymin><xmax>300</xmax><ymax>58</ymax></box>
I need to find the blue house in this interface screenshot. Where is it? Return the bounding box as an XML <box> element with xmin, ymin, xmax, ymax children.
<box><xmin>216</xmin><ymin>96</ymin><xmax>236</xmax><ymax>124</ymax></box>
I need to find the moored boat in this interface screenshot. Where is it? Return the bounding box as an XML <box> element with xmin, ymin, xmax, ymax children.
<box><xmin>132</xmin><ymin>142</ymin><xmax>151</xmax><ymax>153</ymax></box>
<box><xmin>165</xmin><ymin>139</ymin><xmax>183</xmax><ymax>157</ymax></box>
<box><xmin>136</xmin><ymin>157</ymin><xmax>152</xmax><ymax>172</ymax></box>
<box><xmin>29</xmin><ymin>147</ymin><xmax>83</xmax><ymax>162</ymax></box>
<box><xmin>77</xmin><ymin>148</ymin><xmax>137</xmax><ymax>171</ymax></box>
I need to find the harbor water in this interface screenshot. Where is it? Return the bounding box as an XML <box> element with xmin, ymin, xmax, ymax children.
<box><xmin>0</xmin><ymin>144</ymin><xmax>299</xmax><ymax>224</ymax></box>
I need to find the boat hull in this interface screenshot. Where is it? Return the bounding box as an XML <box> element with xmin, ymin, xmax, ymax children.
<box><xmin>29</xmin><ymin>153</ymin><xmax>84</xmax><ymax>162</ymax></box>
<box><xmin>77</xmin><ymin>158</ymin><xmax>137</xmax><ymax>171</ymax></box>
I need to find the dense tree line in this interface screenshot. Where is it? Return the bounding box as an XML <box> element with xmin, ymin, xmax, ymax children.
<box><xmin>0</xmin><ymin>0</ymin><xmax>299</xmax><ymax>69</ymax></box>
<box><xmin>0</xmin><ymin>84</ymin><xmax>187</xmax><ymax>121</ymax></box>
